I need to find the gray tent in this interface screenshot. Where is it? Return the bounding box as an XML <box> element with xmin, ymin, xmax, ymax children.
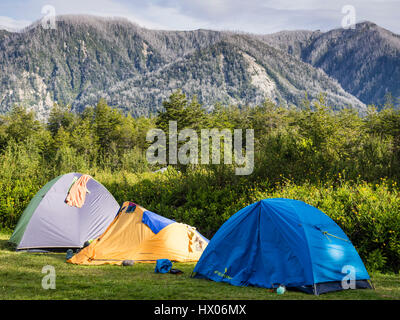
<box><xmin>9</xmin><ymin>172</ymin><xmax>119</xmax><ymax>251</ymax></box>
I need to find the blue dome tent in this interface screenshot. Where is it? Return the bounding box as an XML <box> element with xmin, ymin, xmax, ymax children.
<box><xmin>192</xmin><ymin>198</ymin><xmax>372</xmax><ymax>295</ymax></box>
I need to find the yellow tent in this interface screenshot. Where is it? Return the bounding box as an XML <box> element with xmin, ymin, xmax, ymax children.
<box><xmin>67</xmin><ymin>201</ymin><xmax>208</xmax><ymax>265</ymax></box>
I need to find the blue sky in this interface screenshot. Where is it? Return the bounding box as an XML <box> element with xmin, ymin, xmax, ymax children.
<box><xmin>0</xmin><ymin>0</ymin><xmax>399</xmax><ymax>34</ymax></box>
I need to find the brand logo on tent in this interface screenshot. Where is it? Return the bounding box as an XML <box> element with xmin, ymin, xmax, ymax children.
<box><xmin>214</xmin><ymin>268</ymin><xmax>232</xmax><ymax>279</ymax></box>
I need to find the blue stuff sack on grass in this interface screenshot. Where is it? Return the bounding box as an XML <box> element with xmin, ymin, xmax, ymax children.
<box><xmin>66</xmin><ymin>249</ymin><xmax>74</xmax><ymax>260</ymax></box>
<box><xmin>155</xmin><ymin>259</ymin><xmax>172</xmax><ymax>273</ymax></box>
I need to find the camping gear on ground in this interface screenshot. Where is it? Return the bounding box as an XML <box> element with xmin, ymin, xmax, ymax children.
<box><xmin>170</xmin><ymin>268</ymin><xmax>184</xmax><ymax>275</ymax></box>
<box><xmin>192</xmin><ymin>198</ymin><xmax>372</xmax><ymax>295</ymax></box>
<box><xmin>154</xmin><ymin>259</ymin><xmax>184</xmax><ymax>274</ymax></box>
<box><xmin>155</xmin><ymin>259</ymin><xmax>173</xmax><ymax>273</ymax></box>
<box><xmin>67</xmin><ymin>201</ymin><xmax>209</xmax><ymax>265</ymax></box>
<box><xmin>9</xmin><ymin>172</ymin><xmax>119</xmax><ymax>251</ymax></box>
<box><xmin>65</xmin><ymin>174</ymin><xmax>91</xmax><ymax>208</ymax></box>
<box><xmin>122</xmin><ymin>260</ymin><xmax>135</xmax><ymax>266</ymax></box>
<box><xmin>276</xmin><ymin>285</ymin><xmax>286</xmax><ymax>295</ymax></box>
<box><xmin>66</xmin><ymin>249</ymin><xmax>74</xmax><ymax>260</ymax></box>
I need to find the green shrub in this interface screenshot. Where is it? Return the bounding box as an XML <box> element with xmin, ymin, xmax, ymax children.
<box><xmin>366</xmin><ymin>249</ymin><xmax>388</xmax><ymax>272</ymax></box>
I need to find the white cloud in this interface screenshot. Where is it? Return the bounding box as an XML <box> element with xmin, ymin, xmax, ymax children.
<box><xmin>134</xmin><ymin>3</ymin><xmax>210</xmax><ymax>30</ymax></box>
<box><xmin>0</xmin><ymin>16</ymin><xmax>31</xmax><ymax>31</ymax></box>
<box><xmin>1</xmin><ymin>0</ymin><xmax>399</xmax><ymax>34</ymax></box>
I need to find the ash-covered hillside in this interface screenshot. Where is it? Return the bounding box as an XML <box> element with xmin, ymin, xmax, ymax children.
<box><xmin>4</xmin><ymin>15</ymin><xmax>398</xmax><ymax>118</ymax></box>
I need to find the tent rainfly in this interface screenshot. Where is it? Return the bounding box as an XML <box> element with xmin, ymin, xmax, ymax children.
<box><xmin>9</xmin><ymin>172</ymin><xmax>119</xmax><ymax>251</ymax></box>
<box><xmin>67</xmin><ymin>201</ymin><xmax>209</xmax><ymax>265</ymax></box>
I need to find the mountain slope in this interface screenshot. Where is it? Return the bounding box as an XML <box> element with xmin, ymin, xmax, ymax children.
<box><xmin>261</xmin><ymin>22</ymin><xmax>400</xmax><ymax>107</ymax></box>
<box><xmin>0</xmin><ymin>15</ymin><xmax>370</xmax><ymax>118</ymax></box>
<box><xmin>99</xmin><ymin>34</ymin><xmax>365</xmax><ymax>116</ymax></box>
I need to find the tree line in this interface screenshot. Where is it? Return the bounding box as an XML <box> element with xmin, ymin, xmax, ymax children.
<box><xmin>1</xmin><ymin>90</ymin><xmax>399</xmax><ymax>184</ymax></box>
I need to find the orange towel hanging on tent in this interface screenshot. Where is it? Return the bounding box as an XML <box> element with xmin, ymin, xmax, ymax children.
<box><xmin>65</xmin><ymin>174</ymin><xmax>91</xmax><ymax>208</ymax></box>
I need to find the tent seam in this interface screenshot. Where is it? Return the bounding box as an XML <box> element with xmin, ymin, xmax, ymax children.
<box><xmin>288</xmin><ymin>201</ymin><xmax>317</xmax><ymax>287</ymax></box>
<box><xmin>262</xmin><ymin>200</ymin><xmax>316</xmax><ymax>287</ymax></box>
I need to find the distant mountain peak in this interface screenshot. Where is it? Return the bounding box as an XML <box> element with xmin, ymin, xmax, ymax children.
<box><xmin>55</xmin><ymin>14</ymin><xmax>138</xmax><ymax>26</ymax></box>
<box><xmin>262</xmin><ymin>20</ymin><xmax>400</xmax><ymax>108</ymax></box>
<box><xmin>356</xmin><ymin>20</ymin><xmax>378</xmax><ymax>28</ymax></box>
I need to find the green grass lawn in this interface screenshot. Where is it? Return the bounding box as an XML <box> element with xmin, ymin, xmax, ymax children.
<box><xmin>1</xmin><ymin>232</ymin><xmax>399</xmax><ymax>300</ymax></box>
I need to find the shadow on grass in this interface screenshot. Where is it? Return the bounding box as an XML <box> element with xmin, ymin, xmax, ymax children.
<box><xmin>0</xmin><ymin>237</ymin><xmax>69</xmax><ymax>264</ymax></box>
<box><xmin>28</xmin><ymin>252</ymin><xmax>67</xmax><ymax>263</ymax></box>
<box><xmin>0</xmin><ymin>238</ymin><xmax>15</xmax><ymax>252</ymax></box>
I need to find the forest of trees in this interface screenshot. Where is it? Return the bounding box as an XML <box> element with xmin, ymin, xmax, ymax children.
<box><xmin>1</xmin><ymin>90</ymin><xmax>400</xmax><ymax>272</ymax></box>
